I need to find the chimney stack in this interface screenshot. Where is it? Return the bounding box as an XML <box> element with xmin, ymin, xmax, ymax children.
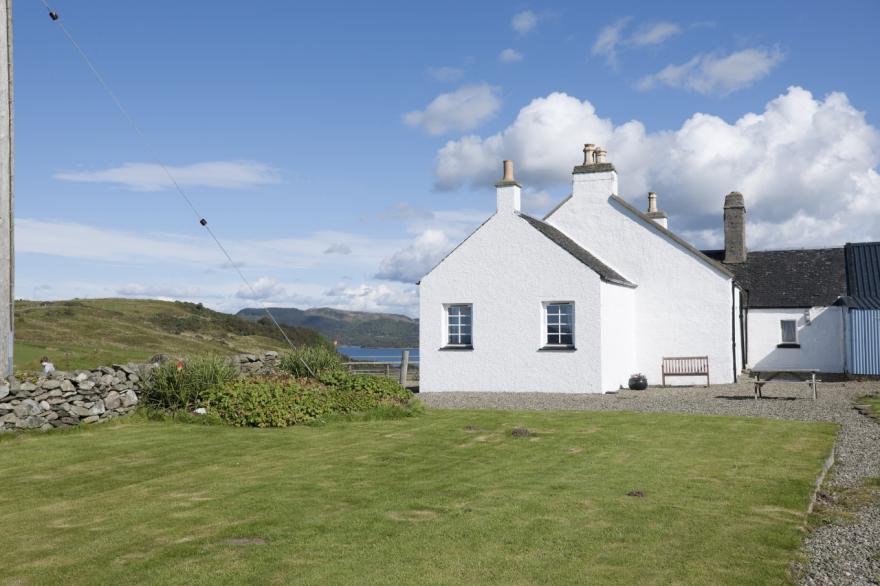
<box><xmin>572</xmin><ymin>142</ymin><xmax>618</xmax><ymax>201</ymax></box>
<box><xmin>723</xmin><ymin>191</ymin><xmax>746</xmax><ymax>264</ymax></box>
<box><xmin>645</xmin><ymin>191</ymin><xmax>668</xmax><ymax>229</ymax></box>
<box><xmin>495</xmin><ymin>160</ymin><xmax>521</xmax><ymax>214</ymax></box>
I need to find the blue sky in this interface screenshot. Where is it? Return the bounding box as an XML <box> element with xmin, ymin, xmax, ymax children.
<box><xmin>12</xmin><ymin>0</ymin><xmax>880</xmax><ymax>316</ymax></box>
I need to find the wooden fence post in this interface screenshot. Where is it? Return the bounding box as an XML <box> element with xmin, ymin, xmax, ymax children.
<box><xmin>399</xmin><ymin>350</ymin><xmax>409</xmax><ymax>386</ymax></box>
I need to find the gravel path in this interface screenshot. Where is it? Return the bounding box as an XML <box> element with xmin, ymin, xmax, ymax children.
<box><xmin>419</xmin><ymin>380</ymin><xmax>880</xmax><ymax>585</ymax></box>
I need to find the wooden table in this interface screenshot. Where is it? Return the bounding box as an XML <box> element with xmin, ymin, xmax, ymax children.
<box><xmin>752</xmin><ymin>369</ymin><xmax>818</xmax><ymax>400</ymax></box>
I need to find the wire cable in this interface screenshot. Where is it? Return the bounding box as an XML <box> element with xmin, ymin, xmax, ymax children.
<box><xmin>36</xmin><ymin>1</ymin><xmax>315</xmax><ymax>375</ymax></box>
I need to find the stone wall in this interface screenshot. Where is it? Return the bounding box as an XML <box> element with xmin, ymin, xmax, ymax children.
<box><xmin>0</xmin><ymin>352</ymin><xmax>284</xmax><ymax>433</ymax></box>
<box><xmin>0</xmin><ymin>364</ymin><xmax>142</xmax><ymax>432</ymax></box>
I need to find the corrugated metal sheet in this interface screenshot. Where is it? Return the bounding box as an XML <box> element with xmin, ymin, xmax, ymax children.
<box><xmin>845</xmin><ymin>242</ymin><xmax>880</xmax><ymax>308</ymax></box>
<box><xmin>849</xmin><ymin>309</ymin><xmax>880</xmax><ymax>375</ymax></box>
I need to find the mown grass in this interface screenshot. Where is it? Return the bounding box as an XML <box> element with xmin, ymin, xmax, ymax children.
<box><xmin>0</xmin><ymin>410</ymin><xmax>835</xmax><ymax>585</ymax></box>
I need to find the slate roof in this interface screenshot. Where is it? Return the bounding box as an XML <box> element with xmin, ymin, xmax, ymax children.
<box><xmin>701</xmin><ymin>248</ymin><xmax>847</xmax><ymax>308</ymax></box>
<box><xmin>844</xmin><ymin>242</ymin><xmax>880</xmax><ymax>309</ymax></box>
<box><xmin>518</xmin><ymin>213</ymin><xmax>637</xmax><ymax>288</ymax></box>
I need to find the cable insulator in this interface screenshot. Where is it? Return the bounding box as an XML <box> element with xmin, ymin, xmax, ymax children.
<box><xmin>199</xmin><ymin>218</ymin><xmax>207</xmax><ymax>226</ymax></box>
<box><xmin>49</xmin><ymin>11</ymin><xmax>59</xmax><ymax>21</ymax></box>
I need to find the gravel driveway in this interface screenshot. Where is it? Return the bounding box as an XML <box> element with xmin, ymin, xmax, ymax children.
<box><xmin>419</xmin><ymin>380</ymin><xmax>880</xmax><ymax>585</ymax></box>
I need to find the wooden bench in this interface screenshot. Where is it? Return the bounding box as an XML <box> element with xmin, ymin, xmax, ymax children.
<box><xmin>661</xmin><ymin>356</ymin><xmax>710</xmax><ymax>387</ymax></box>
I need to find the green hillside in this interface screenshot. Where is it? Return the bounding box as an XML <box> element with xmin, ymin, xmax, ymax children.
<box><xmin>13</xmin><ymin>298</ymin><xmax>327</xmax><ymax>372</ymax></box>
<box><xmin>236</xmin><ymin>306</ymin><xmax>419</xmax><ymax>347</ymax></box>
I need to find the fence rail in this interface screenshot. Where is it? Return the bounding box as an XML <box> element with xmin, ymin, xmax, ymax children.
<box><xmin>340</xmin><ymin>350</ymin><xmax>419</xmax><ymax>387</ymax></box>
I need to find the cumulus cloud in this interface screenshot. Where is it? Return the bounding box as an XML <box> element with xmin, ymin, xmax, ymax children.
<box><xmin>403</xmin><ymin>84</ymin><xmax>502</xmax><ymax>135</ymax></box>
<box><xmin>55</xmin><ymin>160</ymin><xmax>281</xmax><ymax>192</ymax></box>
<box><xmin>511</xmin><ymin>10</ymin><xmax>538</xmax><ymax>34</ymax></box>
<box><xmin>375</xmin><ymin>229</ymin><xmax>455</xmax><ymax>283</ymax></box>
<box><xmin>637</xmin><ymin>47</ymin><xmax>785</xmax><ymax>96</ymax></box>
<box><xmin>432</xmin><ymin>86</ymin><xmax>880</xmax><ymax>249</ymax></box>
<box><xmin>426</xmin><ymin>66</ymin><xmax>464</xmax><ymax>83</ymax></box>
<box><xmin>499</xmin><ymin>48</ymin><xmax>524</xmax><ymax>63</ymax></box>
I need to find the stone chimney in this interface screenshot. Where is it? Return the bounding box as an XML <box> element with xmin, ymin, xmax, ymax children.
<box><xmin>495</xmin><ymin>160</ymin><xmax>521</xmax><ymax>213</ymax></box>
<box><xmin>572</xmin><ymin>143</ymin><xmax>618</xmax><ymax>202</ymax></box>
<box><xmin>645</xmin><ymin>191</ymin><xmax>668</xmax><ymax>229</ymax></box>
<box><xmin>723</xmin><ymin>191</ymin><xmax>746</xmax><ymax>264</ymax></box>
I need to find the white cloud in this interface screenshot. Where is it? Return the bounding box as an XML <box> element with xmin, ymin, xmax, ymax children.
<box><xmin>629</xmin><ymin>21</ymin><xmax>682</xmax><ymax>47</ymax></box>
<box><xmin>432</xmin><ymin>87</ymin><xmax>880</xmax><ymax>250</ymax></box>
<box><xmin>236</xmin><ymin>277</ymin><xmax>285</xmax><ymax>300</ymax></box>
<box><xmin>116</xmin><ymin>283</ymin><xmax>202</xmax><ymax>298</ymax></box>
<box><xmin>637</xmin><ymin>47</ymin><xmax>785</xmax><ymax>96</ymax></box>
<box><xmin>522</xmin><ymin>189</ymin><xmax>553</xmax><ymax>213</ymax></box>
<box><xmin>324</xmin><ymin>243</ymin><xmax>352</xmax><ymax>255</ymax></box>
<box><xmin>375</xmin><ymin>229</ymin><xmax>455</xmax><ymax>283</ymax></box>
<box><xmin>16</xmin><ymin>219</ymin><xmax>403</xmax><ymax>270</ymax></box>
<box><xmin>55</xmin><ymin>160</ymin><xmax>281</xmax><ymax>192</ymax></box>
<box><xmin>591</xmin><ymin>17</ymin><xmax>631</xmax><ymax>66</ymax></box>
<box><xmin>511</xmin><ymin>10</ymin><xmax>538</xmax><ymax>34</ymax></box>
<box><xmin>324</xmin><ymin>282</ymin><xmax>418</xmax><ymax>315</ymax></box>
<box><xmin>403</xmin><ymin>84</ymin><xmax>502</xmax><ymax>135</ymax></box>
<box><xmin>426</xmin><ymin>66</ymin><xmax>464</xmax><ymax>83</ymax></box>
<box><xmin>499</xmin><ymin>48</ymin><xmax>524</xmax><ymax>63</ymax></box>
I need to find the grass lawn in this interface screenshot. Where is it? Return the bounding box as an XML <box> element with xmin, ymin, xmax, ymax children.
<box><xmin>0</xmin><ymin>410</ymin><xmax>835</xmax><ymax>585</ymax></box>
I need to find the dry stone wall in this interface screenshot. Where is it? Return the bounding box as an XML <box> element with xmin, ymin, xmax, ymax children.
<box><xmin>0</xmin><ymin>352</ymin><xmax>283</xmax><ymax>433</ymax></box>
<box><xmin>0</xmin><ymin>364</ymin><xmax>142</xmax><ymax>432</ymax></box>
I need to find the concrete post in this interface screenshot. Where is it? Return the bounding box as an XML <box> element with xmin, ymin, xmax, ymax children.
<box><xmin>399</xmin><ymin>350</ymin><xmax>409</xmax><ymax>386</ymax></box>
<box><xmin>0</xmin><ymin>0</ymin><xmax>13</xmax><ymax>382</ymax></box>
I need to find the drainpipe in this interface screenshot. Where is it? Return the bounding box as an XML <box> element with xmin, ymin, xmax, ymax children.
<box><xmin>731</xmin><ymin>280</ymin><xmax>737</xmax><ymax>383</ymax></box>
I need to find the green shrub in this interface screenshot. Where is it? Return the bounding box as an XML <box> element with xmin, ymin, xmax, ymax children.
<box><xmin>140</xmin><ymin>356</ymin><xmax>237</xmax><ymax>411</ymax></box>
<box><xmin>279</xmin><ymin>345</ymin><xmax>345</xmax><ymax>378</ymax></box>
<box><xmin>202</xmin><ymin>373</ymin><xmax>413</xmax><ymax>428</ymax></box>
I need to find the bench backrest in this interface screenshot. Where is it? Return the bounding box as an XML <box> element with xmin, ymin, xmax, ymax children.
<box><xmin>661</xmin><ymin>356</ymin><xmax>709</xmax><ymax>375</ymax></box>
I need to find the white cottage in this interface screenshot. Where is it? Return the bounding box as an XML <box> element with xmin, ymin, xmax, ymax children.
<box><xmin>418</xmin><ymin>146</ymin><xmax>743</xmax><ymax>393</ymax></box>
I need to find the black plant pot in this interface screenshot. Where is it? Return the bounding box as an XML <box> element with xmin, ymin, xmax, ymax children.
<box><xmin>628</xmin><ymin>375</ymin><xmax>647</xmax><ymax>390</ymax></box>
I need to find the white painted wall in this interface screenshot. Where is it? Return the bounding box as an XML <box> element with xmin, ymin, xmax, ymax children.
<box><xmin>600</xmin><ymin>281</ymin><xmax>635</xmax><ymax>390</ymax></box>
<box><xmin>419</xmin><ymin>208</ymin><xmax>608</xmax><ymax>393</ymax></box>
<box><xmin>546</xmin><ymin>169</ymin><xmax>737</xmax><ymax>386</ymax></box>
<box><xmin>747</xmin><ymin>307</ymin><xmax>846</xmax><ymax>373</ymax></box>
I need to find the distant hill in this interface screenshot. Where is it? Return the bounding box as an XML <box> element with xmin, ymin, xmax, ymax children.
<box><xmin>237</xmin><ymin>307</ymin><xmax>419</xmax><ymax>348</ymax></box>
<box><xmin>13</xmin><ymin>298</ymin><xmax>327</xmax><ymax>371</ymax></box>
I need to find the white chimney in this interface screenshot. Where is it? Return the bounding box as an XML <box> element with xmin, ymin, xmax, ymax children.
<box><xmin>572</xmin><ymin>142</ymin><xmax>617</xmax><ymax>202</ymax></box>
<box><xmin>645</xmin><ymin>191</ymin><xmax>668</xmax><ymax>229</ymax></box>
<box><xmin>495</xmin><ymin>160</ymin><xmax>521</xmax><ymax>213</ymax></box>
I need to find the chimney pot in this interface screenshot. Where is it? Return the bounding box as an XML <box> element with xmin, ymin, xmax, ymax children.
<box><xmin>647</xmin><ymin>191</ymin><xmax>658</xmax><ymax>213</ymax></box>
<box><xmin>502</xmin><ymin>160</ymin><xmax>514</xmax><ymax>182</ymax></box>
<box><xmin>595</xmin><ymin>147</ymin><xmax>607</xmax><ymax>163</ymax></box>
<box><xmin>583</xmin><ymin>143</ymin><xmax>596</xmax><ymax>165</ymax></box>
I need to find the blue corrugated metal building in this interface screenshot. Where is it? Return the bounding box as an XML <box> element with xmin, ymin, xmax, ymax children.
<box><xmin>844</xmin><ymin>242</ymin><xmax>880</xmax><ymax>375</ymax></box>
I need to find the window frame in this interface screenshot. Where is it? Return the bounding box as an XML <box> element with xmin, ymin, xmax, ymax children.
<box><xmin>443</xmin><ymin>303</ymin><xmax>473</xmax><ymax>349</ymax></box>
<box><xmin>541</xmin><ymin>301</ymin><xmax>575</xmax><ymax>350</ymax></box>
<box><xmin>778</xmin><ymin>318</ymin><xmax>799</xmax><ymax>348</ymax></box>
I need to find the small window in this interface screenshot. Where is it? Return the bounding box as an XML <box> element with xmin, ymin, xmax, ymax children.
<box><xmin>446</xmin><ymin>304</ymin><xmax>472</xmax><ymax>347</ymax></box>
<box><xmin>544</xmin><ymin>302</ymin><xmax>574</xmax><ymax>348</ymax></box>
<box><xmin>780</xmin><ymin>320</ymin><xmax>797</xmax><ymax>344</ymax></box>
